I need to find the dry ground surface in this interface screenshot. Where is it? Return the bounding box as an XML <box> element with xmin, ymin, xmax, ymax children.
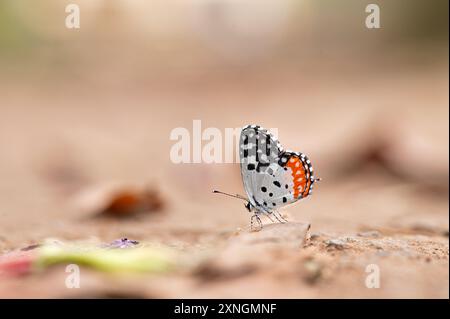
<box><xmin>0</xmin><ymin>62</ymin><xmax>448</xmax><ymax>298</ymax></box>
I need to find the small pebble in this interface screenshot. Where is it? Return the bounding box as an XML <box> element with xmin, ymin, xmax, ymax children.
<box><xmin>357</xmin><ymin>231</ymin><xmax>381</xmax><ymax>238</ymax></box>
<box><xmin>104</xmin><ymin>238</ymin><xmax>139</xmax><ymax>249</ymax></box>
<box><xmin>325</xmin><ymin>239</ymin><xmax>347</xmax><ymax>250</ymax></box>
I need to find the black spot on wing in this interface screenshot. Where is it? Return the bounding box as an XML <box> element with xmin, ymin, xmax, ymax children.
<box><xmin>266</xmin><ymin>135</ymin><xmax>271</xmax><ymax>156</ymax></box>
<box><xmin>256</xmin><ymin>162</ymin><xmax>269</xmax><ymax>173</ymax></box>
<box><xmin>278</xmin><ymin>153</ymin><xmax>290</xmax><ymax>166</ymax></box>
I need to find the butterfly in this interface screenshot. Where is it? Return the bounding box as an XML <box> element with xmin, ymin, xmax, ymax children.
<box><xmin>214</xmin><ymin>124</ymin><xmax>320</xmax><ymax>230</ymax></box>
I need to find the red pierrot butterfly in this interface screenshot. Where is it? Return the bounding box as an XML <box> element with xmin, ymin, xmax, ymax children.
<box><xmin>214</xmin><ymin>125</ymin><xmax>320</xmax><ymax>230</ymax></box>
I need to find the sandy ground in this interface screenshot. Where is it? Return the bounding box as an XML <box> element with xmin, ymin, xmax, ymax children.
<box><xmin>0</xmin><ymin>63</ymin><xmax>448</xmax><ymax>298</ymax></box>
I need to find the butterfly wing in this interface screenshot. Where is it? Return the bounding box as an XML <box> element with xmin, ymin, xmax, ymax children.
<box><xmin>239</xmin><ymin>125</ymin><xmax>282</xmax><ymax>208</ymax></box>
<box><xmin>270</xmin><ymin>151</ymin><xmax>316</xmax><ymax>205</ymax></box>
<box><xmin>239</xmin><ymin>125</ymin><xmax>316</xmax><ymax>212</ymax></box>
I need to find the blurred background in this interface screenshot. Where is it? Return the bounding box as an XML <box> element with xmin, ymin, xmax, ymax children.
<box><xmin>0</xmin><ymin>0</ymin><xmax>448</xmax><ymax>298</ymax></box>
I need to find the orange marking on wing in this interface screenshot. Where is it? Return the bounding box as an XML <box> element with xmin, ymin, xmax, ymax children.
<box><xmin>286</xmin><ymin>156</ymin><xmax>307</xmax><ymax>198</ymax></box>
<box><xmin>303</xmin><ymin>176</ymin><xmax>311</xmax><ymax>197</ymax></box>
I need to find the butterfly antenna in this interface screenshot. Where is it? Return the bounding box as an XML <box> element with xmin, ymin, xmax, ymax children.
<box><xmin>213</xmin><ymin>190</ymin><xmax>248</xmax><ymax>202</ymax></box>
<box><xmin>315</xmin><ymin>177</ymin><xmax>322</xmax><ymax>182</ymax></box>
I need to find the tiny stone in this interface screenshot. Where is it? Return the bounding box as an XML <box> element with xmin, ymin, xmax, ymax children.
<box><xmin>357</xmin><ymin>230</ymin><xmax>381</xmax><ymax>238</ymax></box>
<box><xmin>325</xmin><ymin>239</ymin><xmax>347</xmax><ymax>250</ymax></box>
<box><xmin>104</xmin><ymin>238</ymin><xmax>139</xmax><ymax>249</ymax></box>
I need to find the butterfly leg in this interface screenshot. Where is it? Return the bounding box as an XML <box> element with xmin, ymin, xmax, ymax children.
<box><xmin>263</xmin><ymin>212</ymin><xmax>275</xmax><ymax>223</ymax></box>
<box><xmin>273</xmin><ymin>210</ymin><xmax>288</xmax><ymax>223</ymax></box>
<box><xmin>278</xmin><ymin>212</ymin><xmax>289</xmax><ymax>223</ymax></box>
<box><xmin>250</xmin><ymin>214</ymin><xmax>263</xmax><ymax>231</ymax></box>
